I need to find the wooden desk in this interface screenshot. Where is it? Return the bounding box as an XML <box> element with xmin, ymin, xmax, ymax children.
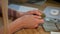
<box><xmin>15</xmin><ymin>26</ymin><xmax>50</xmax><ymax>34</ymax></box>
<box><xmin>15</xmin><ymin>1</ymin><xmax>60</xmax><ymax>34</ymax></box>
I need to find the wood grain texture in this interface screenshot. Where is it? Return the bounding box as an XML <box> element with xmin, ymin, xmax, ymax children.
<box><xmin>1</xmin><ymin>0</ymin><xmax>8</xmax><ymax>34</ymax></box>
<box><xmin>15</xmin><ymin>26</ymin><xmax>50</xmax><ymax>34</ymax></box>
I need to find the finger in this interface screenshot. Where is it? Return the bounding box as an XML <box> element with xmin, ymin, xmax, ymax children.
<box><xmin>28</xmin><ymin>10</ymin><xmax>43</xmax><ymax>16</ymax></box>
<box><xmin>33</xmin><ymin>15</ymin><xmax>42</xmax><ymax>19</ymax></box>
<box><xmin>32</xmin><ymin>10</ymin><xmax>42</xmax><ymax>16</ymax></box>
<box><xmin>33</xmin><ymin>10</ymin><xmax>42</xmax><ymax>14</ymax></box>
<box><xmin>33</xmin><ymin>15</ymin><xmax>44</xmax><ymax>23</ymax></box>
<box><xmin>35</xmin><ymin>18</ymin><xmax>44</xmax><ymax>24</ymax></box>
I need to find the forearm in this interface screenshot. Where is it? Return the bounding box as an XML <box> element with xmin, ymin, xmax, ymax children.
<box><xmin>0</xmin><ymin>20</ymin><xmax>23</xmax><ymax>34</ymax></box>
<box><xmin>8</xmin><ymin>20</ymin><xmax>23</xmax><ymax>34</ymax></box>
<box><xmin>0</xmin><ymin>27</ymin><xmax>3</xmax><ymax>34</ymax></box>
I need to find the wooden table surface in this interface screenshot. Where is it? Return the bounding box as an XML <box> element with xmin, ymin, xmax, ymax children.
<box><xmin>15</xmin><ymin>26</ymin><xmax>50</xmax><ymax>34</ymax></box>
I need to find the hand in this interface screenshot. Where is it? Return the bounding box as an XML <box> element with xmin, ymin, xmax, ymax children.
<box><xmin>14</xmin><ymin>15</ymin><xmax>44</xmax><ymax>29</ymax></box>
<box><xmin>25</xmin><ymin>10</ymin><xmax>42</xmax><ymax>16</ymax></box>
<box><xmin>18</xmin><ymin>10</ymin><xmax>43</xmax><ymax>17</ymax></box>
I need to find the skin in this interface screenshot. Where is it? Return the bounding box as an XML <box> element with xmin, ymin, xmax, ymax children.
<box><xmin>0</xmin><ymin>0</ymin><xmax>44</xmax><ymax>34</ymax></box>
<box><xmin>0</xmin><ymin>10</ymin><xmax>44</xmax><ymax>34</ymax></box>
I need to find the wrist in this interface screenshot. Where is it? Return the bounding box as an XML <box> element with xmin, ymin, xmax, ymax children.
<box><xmin>8</xmin><ymin>19</ymin><xmax>24</xmax><ymax>34</ymax></box>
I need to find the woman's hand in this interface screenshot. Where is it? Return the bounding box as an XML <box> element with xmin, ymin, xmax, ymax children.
<box><xmin>7</xmin><ymin>10</ymin><xmax>44</xmax><ymax>34</ymax></box>
<box><xmin>7</xmin><ymin>14</ymin><xmax>44</xmax><ymax>34</ymax></box>
<box><xmin>15</xmin><ymin>10</ymin><xmax>44</xmax><ymax>29</ymax></box>
<box><xmin>13</xmin><ymin>15</ymin><xmax>44</xmax><ymax>29</ymax></box>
